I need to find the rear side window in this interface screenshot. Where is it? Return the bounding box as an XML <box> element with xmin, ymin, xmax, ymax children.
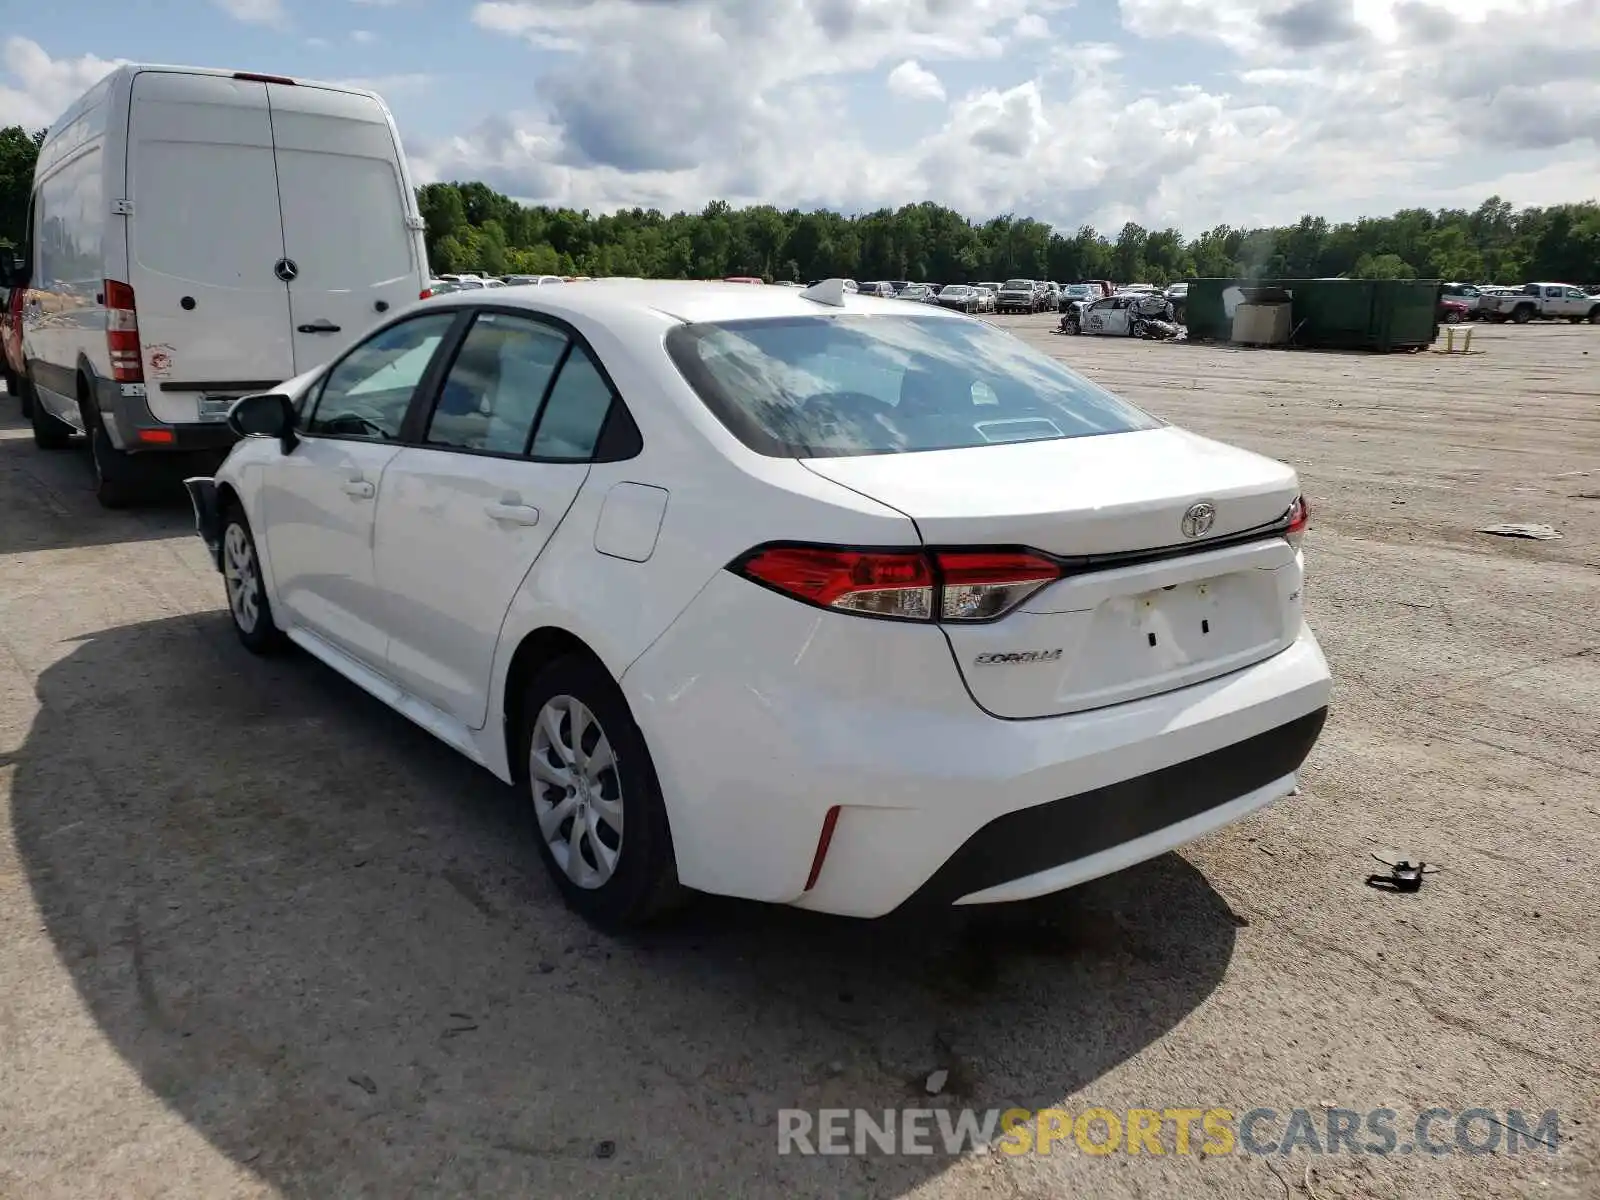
<box><xmin>425</xmin><ymin>312</ymin><xmax>568</xmax><ymax>455</ymax></box>
<box><xmin>665</xmin><ymin>314</ymin><xmax>1159</xmax><ymax>458</ymax></box>
<box><xmin>35</xmin><ymin>151</ymin><xmax>103</xmax><ymax>291</ymax></box>
<box><xmin>529</xmin><ymin>344</ymin><xmax>614</xmax><ymax>460</ymax></box>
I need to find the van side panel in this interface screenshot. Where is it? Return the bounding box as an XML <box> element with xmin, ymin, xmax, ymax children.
<box><xmin>23</xmin><ymin>76</ymin><xmax>113</xmax><ymax>425</ymax></box>
<box><xmin>126</xmin><ymin>71</ymin><xmax>295</xmax><ymax>424</ymax></box>
<box><xmin>266</xmin><ymin>83</ymin><xmax>428</xmax><ymax>373</ymax></box>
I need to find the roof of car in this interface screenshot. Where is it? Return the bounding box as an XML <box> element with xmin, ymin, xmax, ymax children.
<box><xmin>425</xmin><ymin>279</ymin><xmax>966</xmax><ymax>325</ymax></box>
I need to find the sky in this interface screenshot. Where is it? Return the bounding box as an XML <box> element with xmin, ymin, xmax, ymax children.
<box><xmin>1</xmin><ymin>0</ymin><xmax>1597</xmax><ymax>235</ymax></box>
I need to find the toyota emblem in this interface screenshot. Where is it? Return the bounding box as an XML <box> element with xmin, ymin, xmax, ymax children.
<box><xmin>1181</xmin><ymin>501</ymin><xmax>1217</xmax><ymax>538</ymax></box>
<box><xmin>273</xmin><ymin>257</ymin><xmax>300</xmax><ymax>283</ymax></box>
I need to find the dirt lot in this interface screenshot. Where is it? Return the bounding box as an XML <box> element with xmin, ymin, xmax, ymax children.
<box><xmin>1</xmin><ymin>321</ymin><xmax>1596</xmax><ymax>1199</ymax></box>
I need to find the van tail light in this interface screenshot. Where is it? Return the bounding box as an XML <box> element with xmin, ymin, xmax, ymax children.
<box><xmin>419</xmin><ymin>288</ymin><xmax>433</xmax><ymax>300</ymax></box>
<box><xmin>104</xmin><ymin>279</ymin><xmax>144</xmax><ymax>384</ymax></box>
<box><xmin>1285</xmin><ymin>495</ymin><xmax>1309</xmax><ymax>550</ymax></box>
<box><xmin>731</xmin><ymin>544</ymin><xmax>1062</xmax><ymax>623</ymax></box>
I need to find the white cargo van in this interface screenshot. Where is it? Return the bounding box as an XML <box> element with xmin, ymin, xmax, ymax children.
<box><xmin>1</xmin><ymin>66</ymin><xmax>431</xmax><ymax>506</ymax></box>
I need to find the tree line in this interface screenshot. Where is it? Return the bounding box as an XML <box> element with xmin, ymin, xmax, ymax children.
<box><xmin>2</xmin><ymin>123</ymin><xmax>1596</xmax><ymax>285</ymax></box>
<box><xmin>418</xmin><ymin>183</ymin><xmax>1599</xmax><ymax>286</ymax></box>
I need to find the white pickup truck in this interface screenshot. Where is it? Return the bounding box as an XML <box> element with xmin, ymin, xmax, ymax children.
<box><xmin>1479</xmin><ymin>282</ymin><xmax>1600</xmax><ymax>324</ymax></box>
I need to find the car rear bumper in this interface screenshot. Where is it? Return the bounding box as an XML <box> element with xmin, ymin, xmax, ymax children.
<box><xmin>623</xmin><ymin>572</ymin><xmax>1333</xmax><ymax>917</ymax></box>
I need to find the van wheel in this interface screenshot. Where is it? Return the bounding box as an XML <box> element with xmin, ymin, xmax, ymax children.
<box><xmin>29</xmin><ymin>384</ymin><xmax>73</xmax><ymax>450</ymax></box>
<box><xmin>81</xmin><ymin>397</ymin><xmax>139</xmax><ymax>509</ymax></box>
<box><xmin>516</xmin><ymin>654</ymin><xmax>682</xmax><ymax>930</ymax></box>
<box><xmin>221</xmin><ymin>504</ymin><xmax>288</xmax><ymax>654</ymax></box>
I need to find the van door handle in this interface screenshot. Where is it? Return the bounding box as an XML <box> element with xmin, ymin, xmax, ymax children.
<box><xmin>298</xmin><ymin>320</ymin><xmax>342</xmax><ymax>334</ymax></box>
<box><xmin>342</xmin><ymin>479</ymin><xmax>375</xmax><ymax>499</ymax></box>
<box><xmin>485</xmin><ymin>502</ymin><xmax>540</xmax><ymax>526</ymax></box>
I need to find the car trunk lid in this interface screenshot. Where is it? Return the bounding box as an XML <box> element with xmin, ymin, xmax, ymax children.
<box><xmin>802</xmin><ymin>427</ymin><xmax>1304</xmax><ymax>717</ymax></box>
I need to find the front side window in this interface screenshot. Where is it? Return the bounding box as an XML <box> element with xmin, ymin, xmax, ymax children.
<box><xmin>425</xmin><ymin>312</ymin><xmax>569</xmax><ymax>455</ymax></box>
<box><xmin>665</xmin><ymin>314</ymin><xmax>1160</xmax><ymax>458</ymax></box>
<box><xmin>306</xmin><ymin>313</ymin><xmax>456</xmax><ymax>440</ymax></box>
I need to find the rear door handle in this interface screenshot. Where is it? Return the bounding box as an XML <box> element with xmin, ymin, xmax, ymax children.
<box><xmin>342</xmin><ymin>479</ymin><xmax>376</xmax><ymax>499</ymax></box>
<box><xmin>485</xmin><ymin>502</ymin><xmax>540</xmax><ymax>526</ymax></box>
<box><xmin>298</xmin><ymin>320</ymin><xmax>342</xmax><ymax>334</ymax></box>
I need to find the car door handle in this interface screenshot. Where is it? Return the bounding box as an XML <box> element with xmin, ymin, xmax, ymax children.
<box><xmin>485</xmin><ymin>502</ymin><xmax>540</xmax><ymax>526</ymax></box>
<box><xmin>342</xmin><ymin>479</ymin><xmax>376</xmax><ymax>499</ymax></box>
<box><xmin>298</xmin><ymin>320</ymin><xmax>342</xmax><ymax>334</ymax></box>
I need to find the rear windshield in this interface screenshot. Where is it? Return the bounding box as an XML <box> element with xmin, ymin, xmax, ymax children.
<box><xmin>664</xmin><ymin>314</ymin><xmax>1160</xmax><ymax>458</ymax></box>
<box><xmin>1002</xmin><ymin>279</ymin><xmax>1031</xmax><ymax>289</ymax></box>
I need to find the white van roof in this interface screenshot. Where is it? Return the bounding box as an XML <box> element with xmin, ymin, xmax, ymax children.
<box><xmin>44</xmin><ymin>63</ymin><xmax>392</xmax><ymax>140</ymax></box>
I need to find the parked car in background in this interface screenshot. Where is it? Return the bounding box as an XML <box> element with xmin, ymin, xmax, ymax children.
<box><xmin>856</xmin><ymin>281</ymin><xmax>894</xmax><ymax>297</ymax></box>
<box><xmin>1439</xmin><ymin>282</ymin><xmax>1482</xmax><ymax>317</ymax></box>
<box><xmin>1437</xmin><ymin>297</ymin><xmax>1471</xmax><ymax>324</ymax></box>
<box><xmin>1065</xmin><ymin>292</ymin><xmax>1179</xmax><ymax>337</ymax></box>
<box><xmin>936</xmin><ymin>284</ymin><xmax>981</xmax><ymax>313</ymax></box>
<box><xmin>1042</xmin><ymin>281</ymin><xmax>1061</xmax><ymax>310</ymax></box>
<box><xmin>898</xmin><ymin>283</ymin><xmax>939</xmax><ymax>304</ymax></box>
<box><xmin>1478</xmin><ymin>283</ymin><xmax>1600</xmax><ymax>324</ymax></box>
<box><xmin>723</xmin><ymin>276</ymin><xmax>764</xmax><ymax>284</ymax></box>
<box><xmin>0</xmin><ymin>64</ymin><xmax>430</xmax><ymax>508</ymax></box>
<box><xmin>185</xmin><ymin>278</ymin><xmax>1329</xmax><ymax>928</ymax></box>
<box><xmin>971</xmin><ymin>284</ymin><xmax>997</xmax><ymax>313</ymax></box>
<box><xmin>2</xmin><ymin>285</ymin><xmax>24</xmax><ymax>404</ymax></box>
<box><xmin>504</xmin><ymin>275</ymin><xmax>566</xmax><ymax>287</ymax></box>
<box><xmin>886</xmin><ymin>280</ymin><xmax>911</xmax><ymax>296</ymax></box>
<box><xmin>997</xmin><ymin>279</ymin><xmax>1042</xmax><ymax>314</ymax></box>
<box><xmin>1166</xmin><ymin>282</ymin><xmax>1190</xmax><ymax>322</ymax></box>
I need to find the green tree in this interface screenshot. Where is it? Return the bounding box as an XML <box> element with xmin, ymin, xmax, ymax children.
<box><xmin>1351</xmin><ymin>252</ymin><xmax>1417</xmax><ymax>280</ymax></box>
<box><xmin>0</xmin><ymin>126</ymin><xmax>46</xmax><ymax>250</ymax></box>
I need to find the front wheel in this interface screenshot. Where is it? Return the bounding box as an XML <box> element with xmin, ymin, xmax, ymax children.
<box><xmin>220</xmin><ymin>506</ymin><xmax>288</xmax><ymax>654</ymax></box>
<box><xmin>518</xmin><ymin>654</ymin><xmax>681</xmax><ymax>929</ymax></box>
<box><xmin>1443</xmin><ymin>310</ymin><xmax>1462</xmax><ymax>324</ymax></box>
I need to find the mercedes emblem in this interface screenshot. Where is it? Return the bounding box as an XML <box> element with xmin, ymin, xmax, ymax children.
<box><xmin>1181</xmin><ymin>501</ymin><xmax>1217</xmax><ymax>539</ymax></box>
<box><xmin>273</xmin><ymin>257</ymin><xmax>299</xmax><ymax>283</ymax></box>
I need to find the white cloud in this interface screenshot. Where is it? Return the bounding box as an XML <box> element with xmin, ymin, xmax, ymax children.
<box><xmin>351</xmin><ymin>0</ymin><xmax>401</xmax><ymax>6</ymax></box>
<box><xmin>405</xmin><ymin>0</ymin><xmax>1600</xmax><ymax>232</ymax></box>
<box><xmin>212</xmin><ymin>0</ymin><xmax>289</xmax><ymax>26</ymax></box>
<box><xmin>886</xmin><ymin>60</ymin><xmax>945</xmax><ymax>102</ymax></box>
<box><xmin>351</xmin><ymin>29</ymin><xmax>378</xmax><ymax>43</ymax></box>
<box><xmin>0</xmin><ymin>37</ymin><xmax>121</xmax><ymax>130</ymax></box>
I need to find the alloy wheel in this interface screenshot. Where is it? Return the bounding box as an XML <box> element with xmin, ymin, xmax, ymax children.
<box><xmin>530</xmin><ymin>694</ymin><xmax>624</xmax><ymax>889</ymax></box>
<box><xmin>223</xmin><ymin>523</ymin><xmax>260</xmax><ymax>633</ymax></box>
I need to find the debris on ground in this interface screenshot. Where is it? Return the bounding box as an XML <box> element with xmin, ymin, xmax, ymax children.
<box><xmin>1476</xmin><ymin>522</ymin><xmax>1562</xmax><ymax>540</ymax></box>
<box><xmin>348</xmin><ymin>1074</ymin><xmax>378</xmax><ymax>1095</ymax></box>
<box><xmin>1366</xmin><ymin>853</ymin><xmax>1439</xmax><ymax>893</ymax></box>
<box><xmin>924</xmin><ymin>1068</ymin><xmax>950</xmax><ymax>1096</ymax></box>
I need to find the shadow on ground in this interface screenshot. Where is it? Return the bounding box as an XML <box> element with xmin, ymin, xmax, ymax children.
<box><xmin>12</xmin><ymin>612</ymin><xmax>1243</xmax><ymax>1197</ymax></box>
<box><xmin>0</xmin><ymin>413</ymin><xmax>198</xmax><ymax>556</ymax></box>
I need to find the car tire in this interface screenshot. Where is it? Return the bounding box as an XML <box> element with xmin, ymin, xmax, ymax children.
<box><xmin>29</xmin><ymin>382</ymin><xmax>73</xmax><ymax>450</ymax></box>
<box><xmin>1589</xmin><ymin>307</ymin><xmax>1600</xmax><ymax>325</ymax></box>
<box><xmin>219</xmin><ymin>503</ymin><xmax>288</xmax><ymax>655</ymax></box>
<box><xmin>1512</xmin><ymin>306</ymin><xmax>1533</xmax><ymax>324</ymax></box>
<box><xmin>81</xmin><ymin>396</ymin><xmax>141</xmax><ymax>509</ymax></box>
<box><xmin>1443</xmin><ymin>310</ymin><xmax>1462</xmax><ymax>324</ymax></box>
<box><xmin>517</xmin><ymin>653</ymin><xmax>682</xmax><ymax>930</ymax></box>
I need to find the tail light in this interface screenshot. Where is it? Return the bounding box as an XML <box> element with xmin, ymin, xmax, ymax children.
<box><xmin>104</xmin><ymin>280</ymin><xmax>143</xmax><ymax>383</ymax></box>
<box><xmin>732</xmin><ymin>544</ymin><xmax>1062</xmax><ymax>623</ymax></box>
<box><xmin>419</xmin><ymin>288</ymin><xmax>433</xmax><ymax>300</ymax></box>
<box><xmin>1285</xmin><ymin>495</ymin><xmax>1309</xmax><ymax>550</ymax></box>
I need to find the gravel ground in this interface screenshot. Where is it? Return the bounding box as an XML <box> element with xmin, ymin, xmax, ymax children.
<box><xmin>0</xmin><ymin>319</ymin><xmax>1596</xmax><ymax>1199</ymax></box>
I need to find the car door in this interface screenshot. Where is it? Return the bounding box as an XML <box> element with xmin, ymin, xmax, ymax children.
<box><xmin>374</xmin><ymin>310</ymin><xmax>622</xmax><ymax>727</ymax></box>
<box><xmin>260</xmin><ymin>310</ymin><xmax>461</xmax><ymax>667</ymax></box>
<box><xmin>1560</xmin><ymin>287</ymin><xmax>1587</xmax><ymax>317</ymax></box>
<box><xmin>1082</xmin><ymin>298</ymin><xmax>1116</xmax><ymax>336</ymax></box>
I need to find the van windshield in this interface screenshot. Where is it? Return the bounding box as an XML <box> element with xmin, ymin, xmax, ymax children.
<box><xmin>665</xmin><ymin>314</ymin><xmax>1159</xmax><ymax>458</ymax></box>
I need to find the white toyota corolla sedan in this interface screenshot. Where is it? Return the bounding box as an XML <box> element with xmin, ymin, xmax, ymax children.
<box><xmin>186</xmin><ymin>278</ymin><xmax>1331</xmax><ymax>929</ymax></box>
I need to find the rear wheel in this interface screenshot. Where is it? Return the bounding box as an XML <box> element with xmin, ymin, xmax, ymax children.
<box><xmin>518</xmin><ymin>654</ymin><xmax>681</xmax><ymax>929</ymax></box>
<box><xmin>29</xmin><ymin>382</ymin><xmax>73</xmax><ymax>450</ymax></box>
<box><xmin>220</xmin><ymin>505</ymin><xmax>288</xmax><ymax>654</ymax></box>
<box><xmin>1443</xmin><ymin>309</ymin><xmax>1462</xmax><ymax>324</ymax></box>
<box><xmin>1512</xmin><ymin>306</ymin><xmax>1534</xmax><ymax>324</ymax></box>
<box><xmin>81</xmin><ymin>392</ymin><xmax>139</xmax><ymax>508</ymax></box>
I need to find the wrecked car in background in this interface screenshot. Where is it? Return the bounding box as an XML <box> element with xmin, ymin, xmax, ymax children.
<box><xmin>1059</xmin><ymin>292</ymin><xmax>1182</xmax><ymax>340</ymax></box>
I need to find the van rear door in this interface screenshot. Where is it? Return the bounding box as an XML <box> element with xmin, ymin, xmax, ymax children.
<box><xmin>265</xmin><ymin>83</ymin><xmax>425</xmax><ymax>374</ymax></box>
<box><xmin>125</xmin><ymin>71</ymin><xmax>296</xmax><ymax>424</ymax></box>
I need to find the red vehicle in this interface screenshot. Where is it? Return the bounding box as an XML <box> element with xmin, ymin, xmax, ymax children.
<box><xmin>1437</xmin><ymin>297</ymin><xmax>1470</xmax><ymax>324</ymax></box>
<box><xmin>2</xmin><ymin>283</ymin><xmax>24</xmax><ymax>408</ymax></box>
<box><xmin>723</xmin><ymin>276</ymin><xmax>764</xmax><ymax>284</ymax></box>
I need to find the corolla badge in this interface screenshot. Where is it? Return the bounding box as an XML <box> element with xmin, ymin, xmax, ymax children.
<box><xmin>1181</xmin><ymin>501</ymin><xmax>1217</xmax><ymax>539</ymax></box>
<box><xmin>974</xmin><ymin>649</ymin><xmax>1063</xmax><ymax>665</ymax></box>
